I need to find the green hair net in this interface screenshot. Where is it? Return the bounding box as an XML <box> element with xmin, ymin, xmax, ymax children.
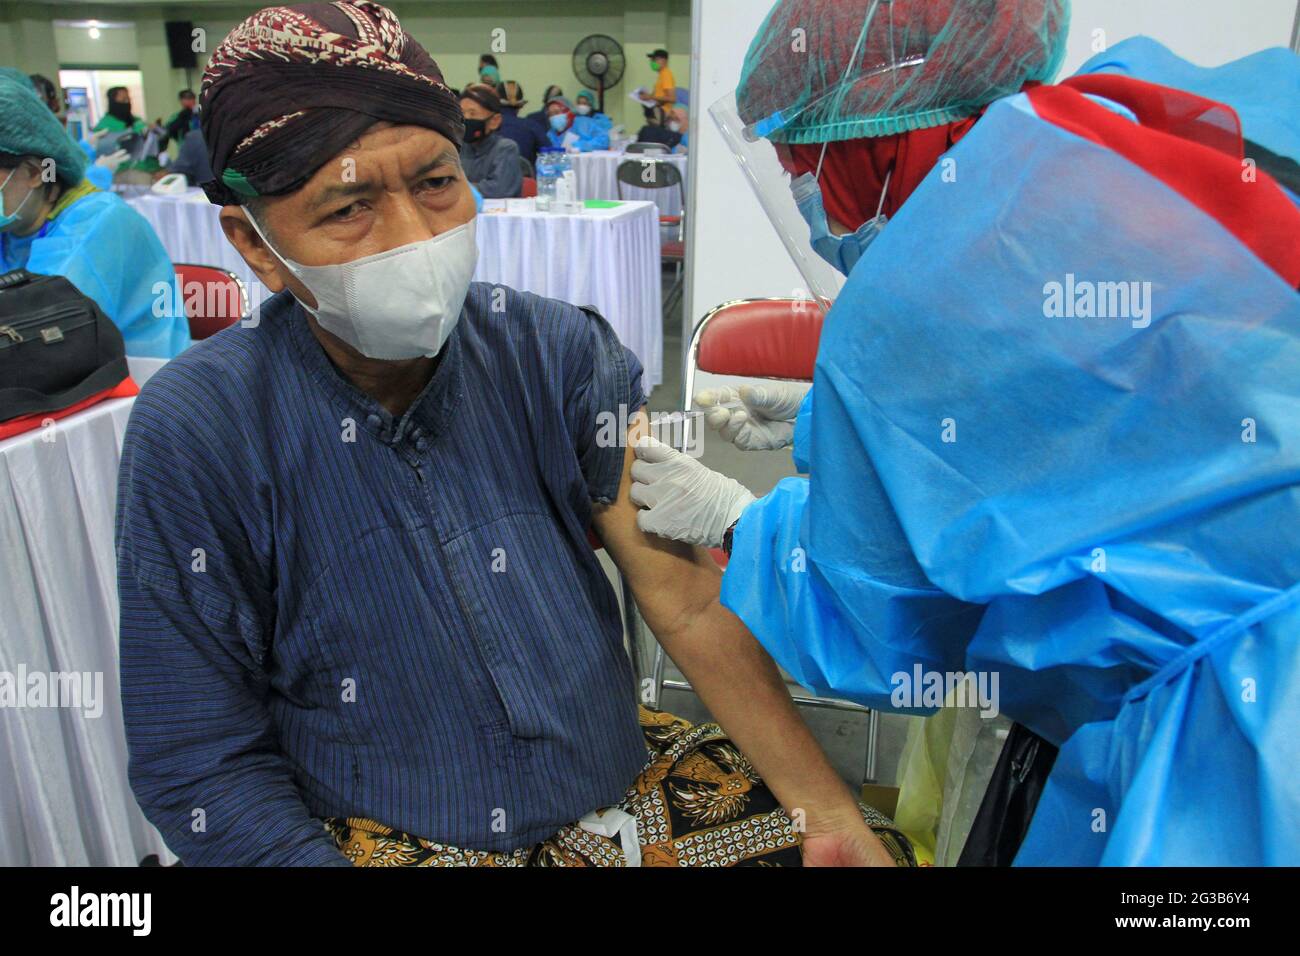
<box><xmin>737</xmin><ymin>0</ymin><xmax>1071</xmax><ymax>143</ymax></box>
<box><xmin>0</xmin><ymin>76</ymin><xmax>88</xmax><ymax>185</ymax></box>
<box><xmin>0</xmin><ymin>67</ymin><xmax>36</xmax><ymax>92</ymax></box>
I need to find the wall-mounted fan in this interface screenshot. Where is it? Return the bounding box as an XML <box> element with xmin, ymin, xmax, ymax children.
<box><xmin>572</xmin><ymin>34</ymin><xmax>626</xmax><ymax>114</ymax></box>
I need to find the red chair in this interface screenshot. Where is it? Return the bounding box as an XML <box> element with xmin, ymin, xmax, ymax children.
<box><xmin>520</xmin><ymin>176</ymin><xmax>538</xmax><ymax>198</ymax></box>
<box><xmin>647</xmin><ymin>297</ymin><xmax>884</xmax><ymax>785</ymax></box>
<box><xmin>173</xmin><ymin>264</ymin><xmax>248</xmax><ymax>340</ymax></box>
<box><xmin>683</xmin><ymin>297</ymin><xmax>827</xmax><ymax>402</ymax></box>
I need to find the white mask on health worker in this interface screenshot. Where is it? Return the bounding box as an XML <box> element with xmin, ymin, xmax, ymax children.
<box><xmin>245</xmin><ymin>210</ymin><xmax>478</xmax><ymax>361</ymax></box>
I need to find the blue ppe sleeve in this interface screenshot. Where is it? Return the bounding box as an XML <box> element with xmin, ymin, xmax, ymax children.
<box><xmin>1075</xmin><ymin>36</ymin><xmax>1300</xmax><ymax>163</ymax></box>
<box><xmin>16</xmin><ymin>191</ymin><xmax>189</xmax><ymax>358</ymax></box>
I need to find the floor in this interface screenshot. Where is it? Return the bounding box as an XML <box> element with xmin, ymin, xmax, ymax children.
<box><xmin>601</xmin><ymin>266</ymin><xmax>916</xmax><ymax>798</ymax></box>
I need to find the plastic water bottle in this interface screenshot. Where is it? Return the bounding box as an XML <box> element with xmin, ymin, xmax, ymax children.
<box><xmin>554</xmin><ymin>151</ymin><xmax>577</xmax><ymax>206</ymax></box>
<box><xmin>535</xmin><ymin>147</ymin><xmax>562</xmax><ymax>211</ymax></box>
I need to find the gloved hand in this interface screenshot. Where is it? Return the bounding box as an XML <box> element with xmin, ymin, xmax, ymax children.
<box><xmin>630</xmin><ymin>437</ymin><xmax>756</xmax><ymax>548</ymax></box>
<box><xmin>695</xmin><ymin>382</ymin><xmax>810</xmax><ymax>451</ymax></box>
<box><xmin>94</xmin><ymin>149</ymin><xmax>130</xmax><ymax>173</ymax></box>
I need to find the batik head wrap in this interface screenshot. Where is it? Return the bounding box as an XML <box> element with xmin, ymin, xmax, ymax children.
<box><xmin>200</xmin><ymin>0</ymin><xmax>462</xmax><ymax>205</ymax></box>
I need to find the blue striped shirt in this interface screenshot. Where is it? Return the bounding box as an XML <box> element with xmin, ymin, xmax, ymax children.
<box><xmin>116</xmin><ymin>284</ymin><xmax>647</xmax><ymax>865</ymax></box>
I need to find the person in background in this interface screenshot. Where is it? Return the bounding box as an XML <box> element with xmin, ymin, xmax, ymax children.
<box><xmin>525</xmin><ymin>84</ymin><xmax>563</xmax><ymax>128</ymax></box>
<box><xmin>29</xmin><ymin>73</ymin><xmax>61</xmax><ymax>115</ymax></box>
<box><xmin>92</xmin><ymin>86</ymin><xmax>161</xmax><ymax>183</ymax></box>
<box><xmin>648</xmin><ymin>48</ymin><xmax>676</xmax><ymax>107</ymax></box>
<box><xmin>636</xmin><ymin>104</ymin><xmax>681</xmax><ymax>149</ymax></box>
<box><xmin>498</xmin><ymin>80</ymin><xmax>546</xmax><ymax>167</ymax></box>
<box><xmin>459</xmin><ymin>83</ymin><xmax>522</xmax><ymax>198</ymax></box>
<box><xmin>162</xmin><ymin>89</ymin><xmax>201</xmax><ymax>146</ymax></box>
<box><xmin>666</xmin><ymin>106</ymin><xmax>689</xmax><ymax>151</ymax></box>
<box><xmin>0</xmin><ymin>76</ymin><xmax>189</xmax><ymax>358</ymax></box>
<box><xmin>574</xmin><ymin>89</ymin><xmax>605</xmax><ymax>119</ymax></box>
<box><xmin>545</xmin><ymin>93</ymin><xmax>610</xmax><ymax>152</ymax></box>
<box><xmin>166</xmin><ymin>128</ymin><xmax>213</xmax><ymax>186</ymax></box>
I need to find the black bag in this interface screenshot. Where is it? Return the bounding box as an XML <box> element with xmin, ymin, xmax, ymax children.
<box><xmin>956</xmin><ymin>722</ymin><xmax>1059</xmax><ymax>867</ymax></box>
<box><xmin>0</xmin><ymin>269</ymin><xmax>130</xmax><ymax>422</ymax></box>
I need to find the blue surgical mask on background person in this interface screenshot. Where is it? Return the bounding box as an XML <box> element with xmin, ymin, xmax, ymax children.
<box><xmin>791</xmin><ymin>167</ymin><xmax>889</xmax><ymax>277</ymax></box>
<box><xmin>549</xmin><ymin>114</ymin><xmax>569</xmax><ymax>132</ymax></box>
<box><xmin>0</xmin><ymin>165</ymin><xmax>37</xmax><ymax>232</ymax></box>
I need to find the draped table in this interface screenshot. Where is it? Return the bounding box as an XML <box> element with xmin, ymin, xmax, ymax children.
<box><xmin>126</xmin><ymin>188</ymin><xmax>271</xmax><ymax>309</ymax></box>
<box><xmin>475</xmin><ymin>199</ymin><xmax>663</xmax><ymax>390</ymax></box>
<box><xmin>568</xmin><ymin>150</ymin><xmax>688</xmax><ymax>220</ymax></box>
<box><xmin>0</xmin><ymin>357</ymin><xmax>176</xmax><ymax>866</ymax></box>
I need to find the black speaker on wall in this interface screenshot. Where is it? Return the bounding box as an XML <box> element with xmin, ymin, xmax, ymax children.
<box><xmin>164</xmin><ymin>21</ymin><xmax>198</xmax><ymax>70</ymax></box>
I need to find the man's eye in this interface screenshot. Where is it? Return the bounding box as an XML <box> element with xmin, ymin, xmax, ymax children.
<box><xmin>419</xmin><ymin>175</ymin><xmax>456</xmax><ymax>192</ymax></box>
<box><xmin>331</xmin><ymin>202</ymin><xmax>363</xmax><ymax>220</ymax></box>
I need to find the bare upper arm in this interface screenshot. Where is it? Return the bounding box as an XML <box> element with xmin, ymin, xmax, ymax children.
<box><xmin>590</xmin><ymin>413</ymin><xmax>721</xmax><ymax>640</ymax></box>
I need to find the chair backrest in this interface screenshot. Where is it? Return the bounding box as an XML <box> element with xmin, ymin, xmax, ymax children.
<box><xmin>626</xmin><ymin>141</ymin><xmax>670</xmax><ymax>154</ymax></box>
<box><xmin>616</xmin><ymin>157</ymin><xmax>682</xmax><ymax>191</ymax></box>
<box><xmin>517</xmin><ymin>155</ymin><xmax>533</xmax><ymax>179</ymax></box>
<box><xmin>684</xmin><ymin>297</ymin><xmax>827</xmax><ymax>408</ymax></box>
<box><xmin>520</xmin><ymin>176</ymin><xmax>538</xmax><ymax>198</ymax></box>
<box><xmin>172</xmin><ymin>263</ymin><xmax>248</xmax><ymax>340</ymax></box>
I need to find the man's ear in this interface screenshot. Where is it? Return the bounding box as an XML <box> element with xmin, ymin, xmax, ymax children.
<box><xmin>218</xmin><ymin>205</ymin><xmax>287</xmax><ymax>293</ymax></box>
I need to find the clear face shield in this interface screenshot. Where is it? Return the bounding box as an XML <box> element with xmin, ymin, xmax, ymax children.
<box><xmin>707</xmin><ymin>0</ymin><xmax>926</xmax><ymax>311</ymax></box>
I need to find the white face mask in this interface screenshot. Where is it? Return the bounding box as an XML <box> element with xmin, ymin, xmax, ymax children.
<box><xmin>246</xmin><ymin>211</ymin><xmax>479</xmax><ymax>361</ymax></box>
<box><xmin>666</xmin><ymin>121</ymin><xmax>681</xmax><ymax>133</ymax></box>
<box><xmin>575</xmin><ymin>104</ymin><xmax>592</xmax><ymax>115</ymax></box>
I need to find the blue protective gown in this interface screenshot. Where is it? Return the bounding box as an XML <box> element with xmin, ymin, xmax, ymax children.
<box><xmin>721</xmin><ymin>55</ymin><xmax>1300</xmax><ymax>865</ymax></box>
<box><xmin>1077</xmin><ymin>36</ymin><xmax>1300</xmax><ymax>163</ymax></box>
<box><xmin>548</xmin><ymin>113</ymin><xmax>612</xmax><ymax>152</ymax></box>
<box><xmin>0</xmin><ymin>188</ymin><xmax>189</xmax><ymax>359</ymax></box>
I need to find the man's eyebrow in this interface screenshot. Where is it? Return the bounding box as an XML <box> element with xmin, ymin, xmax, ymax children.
<box><xmin>415</xmin><ymin>148</ymin><xmax>463</xmax><ymax>177</ymax></box>
<box><xmin>306</xmin><ymin>148</ymin><xmax>463</xmax><ymax>211</ymax></box>
<box><xmin>307</xmin><ymin>179</ymin><xmax>371</xmax><ymax>211</ymax></box>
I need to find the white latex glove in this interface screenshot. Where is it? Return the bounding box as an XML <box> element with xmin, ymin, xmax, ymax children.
<box><xmin>630</xmin><ymin>437</ymin><xmax>756</xmax><ymax>548</ymax></box>
<box><xmin>694</xmin><ymin>382</ymin><xmax>810</xmax><ymax>451</ymax></box>
<box><xmin>94</xmin><ymin>149</ymin><xmax>130</xmax><ymax>173</ymax></box>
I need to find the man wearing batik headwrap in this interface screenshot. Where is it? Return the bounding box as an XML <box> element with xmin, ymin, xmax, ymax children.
<box><xmin>115</xmin><ymin>1</ymin><xmax>915</xmax><ymax>869</ymax></box>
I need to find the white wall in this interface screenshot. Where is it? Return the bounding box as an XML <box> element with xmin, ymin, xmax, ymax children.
<box><xmin>684</xmin><ymin>0</ymin><xmax>808</xmax><ymax>361</ymax></box>
<box><xmin>684</xmin><ymin>0</ymin><xmax>1300</xmax><ymax>370</ymax></box>
<box><xmin>1061</xmin><ymin>0</ymin><xmax>1298</xmax><ymax>73</ymax></box>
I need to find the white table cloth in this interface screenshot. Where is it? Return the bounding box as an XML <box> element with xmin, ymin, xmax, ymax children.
<box><xmin>475</xmin><ymin>200</ymin><xmax>663</xmax><ymax>390</ymax></box>
<box><xmin>127</xmin><ymin>188</ymin><xmax>272</xmax><ymax>309</ymax></box>
<box><xmin>569</xmin><ymin>150</ymin><xmax>688</xmax><ymax>220</ymax></box>
<box><xmin>0</xmin><ymin>358</ymin><xmax>175</xmax><ymax>865</ymax></box>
